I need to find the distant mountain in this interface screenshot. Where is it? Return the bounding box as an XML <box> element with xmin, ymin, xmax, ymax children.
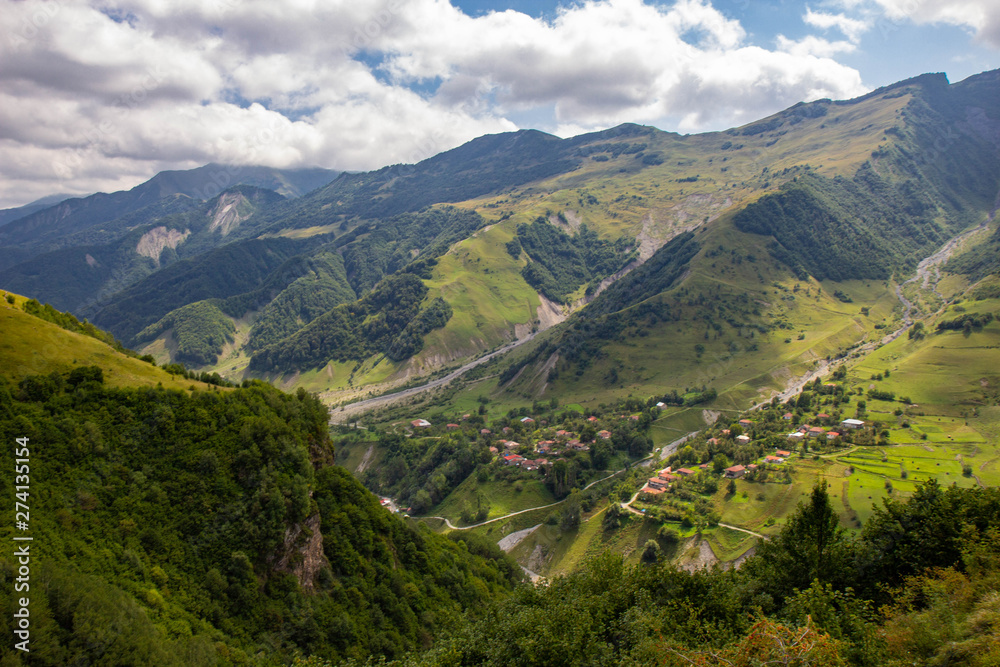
<box><xmin>0</xmin><ymin>186</ymin><xmax>289</xmax><ymax>313</ymax></box>
<box><xmin>0</xmin><ymin>163</ymin><xmax>338</xmax><ymax>271</ymax></box>
<box><xmin>0</xmin><ymin>192</ymin><xmax>84</xmax><ymax>228</ymax></box>
<box><xmin>5</xmin><ymin>69</ymin><xmax>1000</xmax><ymax>407</ymax></box>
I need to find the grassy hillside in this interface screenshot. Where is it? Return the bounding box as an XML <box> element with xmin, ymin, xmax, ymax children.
<box><xmin>0</xmin><ymin>291</ymin><xmax>217</xmax><ymax>392</ymax></box>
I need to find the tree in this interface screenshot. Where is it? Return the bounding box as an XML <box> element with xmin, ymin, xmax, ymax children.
<box><xmin>603</xmin><ymin>503</ymin><xmax>626</xmax><ymax>531</ymax></box>
<box><xmin>641</xmin><ymin>539</ymin><xmax>661</xmax><ymax>563</ymax></box>
<box><xmin>742</xmin><ymin>481</ymin><xmax>853</xmax><ymax>611</ymax></box>
<box><xmin>559</xmin><ymin>490</ymin><xmax>582</xmax><ymax>531</ymax></box>
<box><xmin>727</xmin><ymin>479</ymin><xmax>738</xmax><ymax>497</ymax></box>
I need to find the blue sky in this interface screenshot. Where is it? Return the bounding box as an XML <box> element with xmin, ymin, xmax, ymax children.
<box><xmin>453</xmin><ymin>0</ymin><xmax>999</xmax><ymax>88</ymax></box>
<box><xmin>0</xmin><ymin>0</ymin><xmax>998</xmax><ymax>207</ymax></box>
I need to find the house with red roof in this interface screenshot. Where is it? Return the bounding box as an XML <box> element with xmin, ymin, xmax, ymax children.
<box><xmin>503</xmin><ymin>454</ymin><xmax>525</xmax><ymax>466</ymax></box>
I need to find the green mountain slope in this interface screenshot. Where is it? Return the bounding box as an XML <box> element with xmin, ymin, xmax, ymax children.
<box><xmin>0</xmin><ymin>298</ymin><xmax>519</xmax><ymax>665</ymax></box>
<box><xmin>0</xmin><ymin>186</ymin><xmax>287</xmax><ymax>313</ymax></box>
<box><xmin>0</xmin><ymin>164</ymin><xmax>336</xmax><ymax>267</ymax></box>
<box><xmin>7</xmin><ymin>70</ymin><xmax>1000</xmax><ymax>414</ymax></box>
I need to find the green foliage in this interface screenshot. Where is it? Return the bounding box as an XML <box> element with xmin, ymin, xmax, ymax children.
<box><xmin>21</xmin><ymin>298</ymin><xmax>121</xmax><ymax>348</ymax></box>
<box><xmin>0</xmin><ymin>373</ymin><xmax>519</xmax><ymax>664</ymax></box>
<box><xmin>385</xmin><ymin>297</ymin><xmax>454</xmax><ymax>361</ymax></box>
<box><xmin>136</xmin><ymin>300</ymin><xmax>235</xmax><ymax>366</ymax></box>
<box><xmin>245</xmin><ymin>251</ymin><xmax>357</xmax><ymax>352</ymax></box>
<box><xmin>936</xmin><ymin>311</ymin><xmax>995</xmax><ymax>332</ymax></box>
<box><xmin>505</xmin><ymin>236</ymin><xmax>522</xmax><ymax>259</ymax></box>
<box><xmin>742</xmin><ymin>482</ymin><xmax>854</xmax><ymax>610</ymax></box>
<box><xmin>355</xmin><ymin>429</ymin><xmax>487</xmax><ymax>516</ymax></box>
<box><xmin>866</xmin><ymin>388</ymin><xmax>896</xmax><ymax>401</ymax></box>
<box><xmin>515</xmin><ymin>219</ymin><xmax>632</xmax><ymax>304</ymax></box>
<box><xmin>733</xmin><ymin>170</ymin><xmax>948</xmax><ymax>281</ymax></box>
<box><xmin>340</xmin><ymin>207</ymin><xmax>485</xmax><ymax>294</ymax></box>
<box><xmin>93</xmin><ymin>237</ymin><xmax>313</xmax><ymax>343</ymax></box>
<box><xmin>947</xmin><ymin>219</ymin><xmax>1000</xmax><ymax>283</ymax></box>
<box><xmin>250</xmin><ymin>273</ymin><xmax>450</xmax><ymax>371</ymax></box>
<box><xmin>552</xmin><ymin>232</ymin><xmax>699</xmax><ymax>365</ymax></box>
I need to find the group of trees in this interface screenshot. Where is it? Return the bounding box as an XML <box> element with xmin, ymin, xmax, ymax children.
<box><xmin>0</xmin><ymin>369</ymin><xmax>520</xmax><ymax>665</ymax></box>
<box><xmin>249</xmin><ymin>273</ymin><xmax>452</xmax><ymax>372</ymax></box>
<box><xmin>513</xmin><ymin>218</ymin><xmax>634</xmax><ymax>304</ymax></box>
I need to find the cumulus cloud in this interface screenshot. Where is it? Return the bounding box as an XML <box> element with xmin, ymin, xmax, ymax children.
<box><xmin>869</xmin><ymin>0</ymin><xmax>1000</xmax><ymax>48</ymax></box>
<box><xmin>804</xmin><ymin>8</ymin><xmax>871</xmax><ymax>43</ymax></box>
<box><xmin>0</xmin><ymin>0</ymin><xmax>871</xmax><ymax>208</ymax></box>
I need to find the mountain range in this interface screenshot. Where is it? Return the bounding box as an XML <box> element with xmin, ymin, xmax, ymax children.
<box><xmin>4</xmin><ymin>70</ymin><xmax>998</xmax><ymax>415</ymax></box>
<box><xmin>3</xmin><ymin>67</ymin><xmax>1000</xmax><ymax>666</ymax></box>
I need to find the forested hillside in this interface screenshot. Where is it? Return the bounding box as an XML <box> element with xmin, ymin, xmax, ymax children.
<box><xmin>0</xmin><ymin>302</ymin><xmax>520</xmax><ymax>665</ymax></box>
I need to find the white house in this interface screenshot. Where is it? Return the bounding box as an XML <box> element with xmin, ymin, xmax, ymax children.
<box><xmin>840</xmin><ymin>418</ymin><xmax>865</xmax><ymax>429</ymax></box>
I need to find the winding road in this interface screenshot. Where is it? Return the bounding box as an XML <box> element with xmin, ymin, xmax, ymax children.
<box><xmin>328</xmin><ymin>333</ymin><xmax>540</xmax><ymax>424</ymax></box>
<box><xmin>410</xmin><ymin>465</ymin><xmax>635</xmax><ymax>530</ymax></box>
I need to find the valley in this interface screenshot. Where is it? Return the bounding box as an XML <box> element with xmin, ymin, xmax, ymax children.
<box><xmin>3</xmin><ymin>68</ymin><xmax>1000</xmax><ymax>666</ymax></box>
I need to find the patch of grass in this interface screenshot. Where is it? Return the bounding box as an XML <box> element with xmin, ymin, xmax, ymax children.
<box><xmin>0</xmin><ymin>297</ymin><xmax>217</xmax><ymax>392</ymax></box>
<box><xmin>432</xmin><ymin>472</ymin><xmax>557</xmax><ymax>524</ymax></box>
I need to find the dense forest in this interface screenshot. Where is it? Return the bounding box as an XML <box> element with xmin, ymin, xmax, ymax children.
<box><xmin>513</xmin><ymin>218</ymin><xmax>634</xmax><ymax>303</ymax></box>
<box><xmin>135</xmin><ymin>300</ymin><xmax>236</xmax><ymax>366</ymax></box>
<box><xmin>0</xmin><ymin>370</ymin><xmax>520</xmax><ymax>665</ymax></box>
<box><xmin>242</xmin><ymin>253</ymin><xmax>357</xmax><ymax>353</ymax></box>
<box><xmin>248</xmin><ymin>273</ymin><xmax>452</xmax><ymax>372</ymax></box>
<box><xmin>92</xmin><ymin>237</ymin><xmax>321</xmax><ymax>343</ymax></box>
<box><xmin>732</xmin><ymin>168</ymin><xmax>948</xmax><ymax>281</ymax></box>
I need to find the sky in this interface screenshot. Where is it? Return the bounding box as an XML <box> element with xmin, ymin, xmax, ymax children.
<box><xmin>1</xmin><ymin>0</ymin><xmax>998</xmax><ymax>209</ymax></box>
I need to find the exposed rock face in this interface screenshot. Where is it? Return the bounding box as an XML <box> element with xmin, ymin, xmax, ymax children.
<box><xmin>208</xmin><ymin>191</ymin><xmax>252</xmax><ymax>236</ymax></box>
<box><xmin>274</xmin><ymin>513</ymin><xmax>328</xmax><ymax>591</ymax></box>
<box><xmin>136</xmin><ymin>226</ymin><xmax>190</xmax><ymax>265</ymax></box>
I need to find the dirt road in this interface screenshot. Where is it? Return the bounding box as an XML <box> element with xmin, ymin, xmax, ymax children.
<box><xmin>329</xmin><ymin>334</ymin><xmax>539</xmax><ymax>423</ymax></box>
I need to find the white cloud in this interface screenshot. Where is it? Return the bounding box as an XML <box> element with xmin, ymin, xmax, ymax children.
<box><xmin>776</xmin><ymin>34</ymin><xmax>857</xmax><ymax>58</ymax></box>
<box><xmin>0</xmin><ymin>0</ymin><xmax>870</xmax><ymax>208</ymax></box>
<box><xmin>804</xmin><ymin>8</ymin><xmax>871</xmax><ymax>42</ymax></box>
<box><xmin>869</xmin><ymin>0</ymin><xmax>1000</xmax><ymax>48</ymax></box>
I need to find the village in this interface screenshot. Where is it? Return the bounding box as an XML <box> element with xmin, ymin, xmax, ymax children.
<box><xmin>638</xmin><ymin>415</ymin><xmax>866</xmax><ymax>500</ymax></box>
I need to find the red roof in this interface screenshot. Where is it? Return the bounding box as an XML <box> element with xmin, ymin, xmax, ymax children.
<box><xmin>677</xmin><ymin>468</ymin><xmax>697</xmax><ymax>475</ymax></box>
<box><xmin>725</xmin><ymin>465</ymin><xmax>746</xmax><ymax>473</ymax></box>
